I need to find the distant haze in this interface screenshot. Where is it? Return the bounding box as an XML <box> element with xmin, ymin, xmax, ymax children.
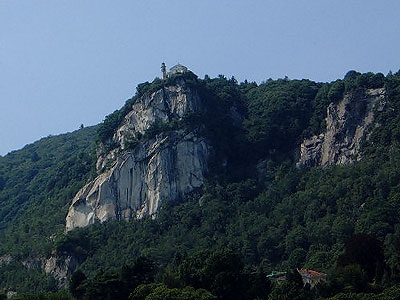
<box><xmin>1</xmin><ymin>0</ymin><xmax>399</xmax><ymax>155</ymax></box>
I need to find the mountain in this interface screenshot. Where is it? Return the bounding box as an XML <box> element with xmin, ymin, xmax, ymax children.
<box><xmin>66</xmin><ymin>72</ymin><xmax>388</xmax><ymax>231</ymax></box>
<box><xmin>66</xmin><ymin>79</ymin><xmax>210</xmax><ymax>230</ymax></box>
<box><xmin>1</xmin><ymin>68</ymin><xmax>400</xmax><ymax>299</ymax></box>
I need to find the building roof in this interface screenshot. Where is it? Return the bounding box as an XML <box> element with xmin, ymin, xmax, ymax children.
<box><xmin>169</xmin><ymin>64</ymin><xmax>188</xmax><ymax>74</ymax></box>
<box><xmin>267</xmin><ymin>271</ymin><xmax>287</xmax><ymax>279</ymax></box>
<box><xmin>297</xmin><ymin>269</ymin><xmax>327</xmax><ymax>278</ymax></box>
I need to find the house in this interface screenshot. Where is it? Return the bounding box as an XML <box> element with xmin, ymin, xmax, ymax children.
<box><xmin>297</xmin><ymin>268</ymin><xmax>327</xmax><ymax>288</ymax></box>
<box><xmin>267</xmin><ymin>271</ymin><xmax>287</xmax><ymax>284</ymax></box>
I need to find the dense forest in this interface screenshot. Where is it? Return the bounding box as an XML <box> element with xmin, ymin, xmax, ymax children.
<box><xmin>1</xmin><ymin>69</ymin><xmax>400</xmax><ymax>299</ymax></box>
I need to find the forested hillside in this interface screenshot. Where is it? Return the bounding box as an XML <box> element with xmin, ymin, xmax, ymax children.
<box><xmin>1</xmin><ymin>70</ymin><xmax>400</xmax><ymax>299</ymax></box>
<box><xmin>0</xmin><ymin>126</ymin><xmax>97</xmax><ymax>293</ymax></box>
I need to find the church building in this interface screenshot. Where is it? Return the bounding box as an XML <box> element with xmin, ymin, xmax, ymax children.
<box><xmin>161</xmin><ymin>63</ymin><xmax>189</xmax><ymax>79</ymax></box>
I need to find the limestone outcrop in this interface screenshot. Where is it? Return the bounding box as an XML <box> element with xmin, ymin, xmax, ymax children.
<box><xmin>298</xmin><ymin>88</ymin><xmax>386</xmax><ymax>167</ymax></box>
<box><xmin>66</xmin><ymin>83</ymin><xmax>210</xmax><ymax>231</ymax></box>
<box><xmin>43</xmin><ymin>255</ymin><xmax>78</xmax><ymax>287</ymax></box>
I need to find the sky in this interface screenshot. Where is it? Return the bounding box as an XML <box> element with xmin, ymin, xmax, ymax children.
<box><xmin>1</xmin><ymin>1</ymin><xmax>400</xmax><ymax>156</ymax></box>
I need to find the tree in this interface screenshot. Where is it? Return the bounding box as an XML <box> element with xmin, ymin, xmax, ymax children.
<box><xmin>268</xmin><ymin>269</ymin><xmax>312</xmax><ymax>300</ymax></box>
<box><xmin>338</xmin><ymin>234</ymin><xmax>384</xmax><ymax>282</ymax></box>
<box><xmin>69</xmin><ymin>270</ymin><xmax>87</xmax><ymax>300</ymax></box>
<box><xmin>83</xmin><ymin>270</ymin><xmax>122</xmax><ymax>300</ymax></box>
<box><xmin>328</xmin><ymin>81</ymin><xmax>345</xmax><ymax>102</ymax></box>
<box><xmin>178</xmin><ymin>249</ymin><xmax>265</xmax><ymax>300</ymax></box>
<box><xmin>333</xmin><ymin>264</ymin><xmax>369</xmax><ymax>293</ymax></box>
<box><xmin>120</xmin><ymin>257</ymin><xmax>156</xmax><ymax>298</ymax></box>
<box><xmin>129</xmin><ymin>283</ymin><xmax>216</xmax><ymax>300</ymax></box>
<box><xmin>287</xmin><ymin>248</ymin><xmax>307</xmax><ymax>269</ymax></box>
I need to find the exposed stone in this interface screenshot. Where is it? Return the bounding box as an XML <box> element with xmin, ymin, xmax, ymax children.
<box><xmin>297</xmin><ymin>134</ymin><xmax>325</xmax><ymax>167</ymax></box>
<box><xmin>66</xmin><ymin>83</ymin><xmax>210</xmax><ymax>231</ymax></box>
<box><xmin>43</xmin><ymin>255</ymin><xmax>78</xmax><ymax>287</ymax></box>
<box><xmin>21</xmin><ymin>257</ymin><xmax>43</xmax><ymax>270</ymax></box>
<box><xmin>298</xmin><ymin>88</ymin><xmax>386</xmax><ymax>167</ymax></box>
<box><xmin>0</xmin><ymin>254</ymin><xmax>12</xmax><ymax>266</ymax></box>
<box><xmin>7</xmin><ymin>291</ymin><xmax>17</xmax><ymax>299</ymax></box>
<box><xmin>0</xmin><ymin>254</ymin><xmax>76</xmax><ymax>289</ymax></box>
<box><xmin>97</xmin><ymin>84</ymin><xmax>203</xmax><ymax>171</ymax></box>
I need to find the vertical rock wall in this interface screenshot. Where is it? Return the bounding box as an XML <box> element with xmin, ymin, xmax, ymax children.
<box><xmin>297</xmin><ymin>88</ymin><xmax>386</xmax><ymax>167</ymax></box>
<box><xmin>66</xmin><ymin>84</ymin><xmax>210</xmax><ymax>231</ymax></box>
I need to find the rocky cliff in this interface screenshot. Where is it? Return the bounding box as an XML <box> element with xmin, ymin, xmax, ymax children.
<box><xmin>297</xmin><ymin>88</ymin><xmax>386</xmax><ymax>167</ymax></box>
<box><xmin>43</xmin><ymin>255</ymin><xmax>78</xmax><ymax>287</ymax></box>
<box><xmin>66</xmin><ymin>82</ymin><xmax>210</xmax><ymax>231</ymax></box>
<box><xmin>66</xmin><ymin>81</ymin><xmax>386</xmax><ymax>230</ymax></box>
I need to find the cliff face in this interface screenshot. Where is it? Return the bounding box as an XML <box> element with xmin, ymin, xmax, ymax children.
<box><xmin>66</xmin><ymin>83</ymin><xmax>210</xmax><ymax>231</ymax></box>
<box><xmin>66</xmin><ymin>82</ymin><xmax>386</xmax><ymax>230</ymax></box>
<box><xmin>297</xmin><ymin>88</ymin><xmax>386</xmax><ymax>167</ymax></box>
<box><xmin>43</xmin><ymin>255</ymin><xmax>78</xmax><ymax>287</ymax></box>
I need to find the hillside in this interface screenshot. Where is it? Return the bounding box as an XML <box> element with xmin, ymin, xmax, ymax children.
<box><xmin>0</xmin><ymin>126</ymin><xmax>97</xmax><ymax>292</ymax></box>
<box><xmin>1</xmin><ymin>69</ymin><xmax>400</xmax><ymax>299</ymax></box>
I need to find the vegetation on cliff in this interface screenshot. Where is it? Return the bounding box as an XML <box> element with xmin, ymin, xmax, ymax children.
<box><xmin>1</xmin><ymin>70</ymin><xmax>400</xmax><ymax>299</ymax></box>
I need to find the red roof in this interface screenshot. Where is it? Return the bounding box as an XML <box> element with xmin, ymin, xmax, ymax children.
<box><xmin>298</xmin><ymin>269</ymin><xmax>327</xmax><ymax>278</ymax></box>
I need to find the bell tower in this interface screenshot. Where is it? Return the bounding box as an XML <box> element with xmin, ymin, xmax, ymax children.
<box><xmin>161</xmin><ymin>62</ymin><xmax>167</xmax><ymax>80</ymax></box>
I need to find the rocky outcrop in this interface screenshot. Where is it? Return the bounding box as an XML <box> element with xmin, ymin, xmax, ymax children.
<box><xmin>0</xmin><ymin>254</ymin><xmax>12</xmax><ymax>266</ymax></box>
<box><xmin>66</xmin><ymin>83</ymin><xmax>210</xmax><ymax>231</ymax></box>
<box><xmin>298</xmin><ymin>88</ymin><xmax>386</xmax><ymax>167</ymax></box>
<box><xmin>0</xmin><ymin>254</ymin><xmax>75</xmax><ymax>288</ymax></box>
<box><xmin>43</xmin><ymin>255</ymin><xmax>78</xmax><ymax>287</ymax></box>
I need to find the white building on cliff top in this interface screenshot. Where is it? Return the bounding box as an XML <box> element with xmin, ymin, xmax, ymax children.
<box><xmin>161</xmin><ymin>63</ymin><xmax>189</xmax><ymax>79</ymax></box>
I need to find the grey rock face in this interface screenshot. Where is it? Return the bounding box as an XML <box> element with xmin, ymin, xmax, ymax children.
<box><xmin>0</xmin><ymin>254</ymin><xmax>12</xmax><ymax>266</ymax></box>
<box><xmin>43</xmin><ymin>255</ymin><xmax>78</xmax><ymax>287</ymax></box>
<box><xmin>66</xmin><ymin>84</ymin><xmax>210</xmax><ymax>231</ymax></box>
<box><xmin>298</xmin><ymin>88</ymin><xmax>385</xmax><ymax>167</ymax></box>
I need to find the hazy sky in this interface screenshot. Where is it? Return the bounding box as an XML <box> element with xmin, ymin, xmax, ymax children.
<box><xmin>1</xmin><ymin>1</ymin><xmax>399</xmax><ymax>155</ymax></box>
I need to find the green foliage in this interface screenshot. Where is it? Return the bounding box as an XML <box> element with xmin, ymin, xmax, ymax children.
<box><xmin>69</xmin><ymin>257</ymin><xmax>156</xmax><ymax>300</ymax></box>
<box><xmin>337</xmin><ymin>234</ymin><xmax>384</xmax><ymax>282</ymax></box>
<box><xmin>0</xmin><ymin>260</ymin><xmax>58</xmax><ymax>295</ymax></box>
<box><xmin>141</xmin><ymin>112</ymin><xmax>204</xmax><ymax>141</ymax></box>
<box><xmin>331</xmin><ymin>264</ymin><xmax>369</xmax><ymax>294</ymax></box>
<box><xmin>9</xmin><ymin>290</ymin><xmax>73</xmax><ymax>300</ymax></box>
<box><xmin>129</xmin><ymin>283</ymin><xmax>216</xmax><ymax>300</ymax></box>
<box><xmin>177</xmin><ymin>249</ymin><xmax>270</xmax><ymax>300</ymax></box>
<box><xmin>320</xmin><ymin>285</ymin><xmax>400</xmax><ymax>299</ymax></box>
<box><xmin>268</xmin><ymin>269</ymin><xmax>311</xmax><ymax>300</ymax></box>
<box><xmin>69</xmin><ymin>270</ymin><xmax>86</xmax><ymax>299</ymax></box>
<box><xmin>328</xmin><ymin>80</ymin><xmax>345</xmax><ymax>102</ymax></box>
<box><xmin>306</xmin><ymin>83</ymin><xmax>331</xmax><ymax>136</ymax></box>
<box><xmin>0</xmin><ymin>126</ymin><xmax>97</xmax><ymax>293</ymax></box>
<box><xmin>3</xmin><ymin>70</ymin><xmax>400</xmax><ymax>298</ymax></box>
<box><xmin>243</xmin><ymin>78</ymin><xmax>324</xmax><ymax>165</ymax></box>
<box><xmin>0</xmin><ymin>126</ymin><xmax>97</xmax><ymax>259</ymax></box>
<box><xmin>56</xmin><ymin>124</ymin><xmax>400</xmax><ymax>296</ymax></box>
<box><xmin>97</xmin><ymin>96</ymin><xmax>137</xmax><ymax>144</ymax></box>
